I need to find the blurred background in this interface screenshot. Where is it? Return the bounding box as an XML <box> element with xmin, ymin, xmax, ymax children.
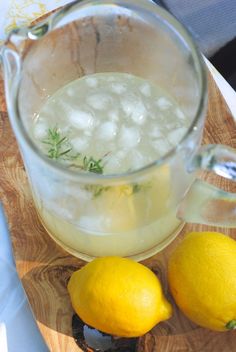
<box><xmin>0</xmin><ymin>0</ymin><xmax>236</xmax><ymax>89</ymax></box>
<box><xmin>155</xmin><ymin>0</ymin><xmax>236</xmax><ymax>90</ymax></box>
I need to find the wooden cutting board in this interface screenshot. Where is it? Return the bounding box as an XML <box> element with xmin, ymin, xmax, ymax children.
<box><xmin>0</xmin><ymin>36</ymin><xmax>236</xmax><ymax>352</ymax></box>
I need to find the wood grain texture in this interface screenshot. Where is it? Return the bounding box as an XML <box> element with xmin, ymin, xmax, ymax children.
<box><xmin>0</xmin><ymin>15</ymin><xmax>236</xmax><ymax>352</ymax></box>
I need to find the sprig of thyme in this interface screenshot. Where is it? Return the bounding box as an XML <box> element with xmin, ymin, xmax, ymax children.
<box><xmin>85</xmin><ymin>185</ymin><xmax>111</xmax><ymax>198</ymax></box>
<box><xmin>82</xmin><ymin>156</ymin><xmax>104</xmax><ymax>174</ymax></box>
<box><xmin>42</xmin><ymin>127</ymin><xmax>151</xmax><ymax>197</ymax></box>
<box><xmin>132</xmin><ymin>182</ymin><xmax>151</xmax><ymax>194</ymax></box>
<box><xmin>42</xmin><ymin>127</ymin><xmax>72</xmax><ymax>159</ymax></box>
<box><xmin>42</xmin><ymin>127</ymin><xmax>104</xmax><ymax>174</ymax></box>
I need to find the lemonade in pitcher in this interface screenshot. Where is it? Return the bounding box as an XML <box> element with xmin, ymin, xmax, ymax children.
<box><xmin>32</xmin><ymin>73</ymin><xmax>191</xmax><ymax>260</ymax></box>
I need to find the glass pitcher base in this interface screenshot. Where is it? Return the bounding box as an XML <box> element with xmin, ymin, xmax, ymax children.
<box><xmin>39</xmin><ymin>217</ymin><xmax>185</xmax><ymax>262</ymax></box>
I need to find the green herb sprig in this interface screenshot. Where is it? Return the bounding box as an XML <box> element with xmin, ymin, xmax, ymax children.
<box><xmin>42</xmin><ymin>127</ymin><xmax>104</xmax><ymax>174</ymax></box>
<box><xmin>82</xmin><ymin>156</ymin><xmax>104</xmax><ymax>174</ymax></box>
<box><xmin>42</xmin><ymin>126</ymin><xmax>150</xmax><ymax>198</ymax></box>
<box><xmin>42</xmin><ymin>127</ymin><xmax>72</xmax><ymax>160</ymax></box>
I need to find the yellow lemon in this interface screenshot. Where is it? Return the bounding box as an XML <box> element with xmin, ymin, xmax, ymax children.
<box><xmin>168</xmin><ymin>231</ymin><xmax>236</xmax><ymax>331</ymax></box>
<box><xmin>68</xmin><ymin>256</ymin><xmax>172</xmax><ymax>337</ymax></box>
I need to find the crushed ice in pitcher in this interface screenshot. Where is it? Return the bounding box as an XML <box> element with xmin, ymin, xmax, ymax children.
<box><xmin>33</xmin><ymin>73</ymin><xmax>189</xmax><ymax>174</ymax></box>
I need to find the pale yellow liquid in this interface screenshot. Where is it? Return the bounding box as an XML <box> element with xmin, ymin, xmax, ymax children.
<box><xmin>33</xmin><ymin>73</ymin><xmax>190</xmax><ymax>260</ymax></box>
<box><xmin>34</xmin><ymin>165</ymin><xmax>183</xmax><ymax>260</ymax></box>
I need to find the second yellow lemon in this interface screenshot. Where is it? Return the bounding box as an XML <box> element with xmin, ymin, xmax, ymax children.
<box><xmin>68</xmin><ymin>256</ymin><xmax>172</xmax><ymax>337</ymax></box>
<box><xmin>168</xmin><ymin>231</ymin><xmax>236</xmax><ymax>331</ymax></box>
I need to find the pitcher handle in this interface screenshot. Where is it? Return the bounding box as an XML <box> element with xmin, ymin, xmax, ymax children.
<box><xmin>177</xmin><ymin>144</ymin><xmax>236</xmax><ymax>227</ymax></box>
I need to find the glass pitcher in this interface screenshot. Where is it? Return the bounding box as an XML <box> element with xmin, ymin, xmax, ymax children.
<box><xmin>1</xmin><ymin>0</ymin><xmax>236</xmax><ymax>261</ymax></box>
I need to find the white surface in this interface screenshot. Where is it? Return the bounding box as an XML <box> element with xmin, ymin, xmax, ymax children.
<box><xmin>205</xmin><ymin>58</ymin><xmax>236</xmax><ymax>120</ymax></box>
<box><xmin>0</xmin><ymin>323</ymin><xmax>8</xmax><ymax>352</ymax></box>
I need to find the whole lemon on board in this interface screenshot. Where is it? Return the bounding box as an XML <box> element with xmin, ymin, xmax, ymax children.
<box><xmin>168</xmin><ymin>231</ymin><xmax>236</xmax><ymax>331</ymax></box>
<box><xmin>68</xmin><ymin>256</ymin><xmax>172</xmax><ymax>337</ymax></box>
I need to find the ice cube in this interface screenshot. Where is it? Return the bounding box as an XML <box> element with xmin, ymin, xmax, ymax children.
<box><xmin>64</xmin><ymin>185</ymin><xmax>93</xmax><ymax>201</ymax></box>
<box><xmin>85</xmin><ymin>76</ymin><xmax>98</xmax><ymax>88</ymax></box>
<box><xmin>167</xmin><ymin>127</ymin><xmax>188</xmax><ymax>145</ymax></box>
<box><xmin>71</xmin><ymin>137</ymin><xmax>89</xmax><ymax>152</ymax></box>
<box><xmin>175</xmin><ymin>108</ymin><xmax>185</xmax><ymax>120</ymax></box>
<box><xmin>152</xmin><ymin>139</ymin><xmax>171</xmax><ymax>156</ymax></box>
<box><xmin>116</xmin><ymin>150</ymin><xmax>127</xmax><ymax>160</ymax></box>
<box><xmin>79</xmin><ymin>215</ymin><xmax>101</xmax><ymax>231</ymax></box>
<box><xmin>131</xmin><ymin>101</ymin><xmax>147</xmax><ymax>125</ymax></box>
<box><xmin>53</xmin><ymin>203</ymin><xmax>74</xmax><ymax>220</ymax></box>
<box><xmin>33</xmin><ymin>121</ymin><xmax>48</xmax><ymax>139</ymax></box>
<box><xmin>140</xmin><ymin>83</ymin><xmax>151</xmax><ymax>97</ymax></box>
<box><xmin>105</xmin><ymin>150</ymin><xmax>127</xmax><ymax>172</ymax></box>
<box><xmin>105</xmin><ymin>155</ymin><xmax>122</xmax><ymax>173</ymax></box>
<box><xmin>69</xmin><ymin>109</ymin><xmax>94</xmax><ymax>130</ymax></box>
<box><xmin>108</xmin><ymin>110</ymin><xmax>119</xmax><ymax>122</ymax></box>
<box><xmin>119</xmin><ymin>125</ymin><xmax>141</xmax><ymax>148</ymax></box>
<box><xmin>166</xmin><ymin>122</ymin><xmax>178</xmax><ymax>130</ymax></box>
<box><xmin>121</xmin><ymin>96</ymin><xmax>147</xmax><ymax>125</ymax></box>
<box><xmin>66</xmin><ymin>87</ymin><xmax>75</xmax><ymax>97</ymax></box>
<box><xmin>148</xmin><ymin>125</ymin><xmax>162</xmax><ymax>138</ymax></box>
<box><xmin>111</xmin><ymin>82</ymin><xmax>126</xmax><ymax>94</ymax></box>
<box><xmin>129</xmin><ymin>150</ymin><xmax>145</xmax><ymax>170</ymax></box>
<box><xmin>156</xmin><ymin>97</ymin><xmax>172</xmax><ymax>110</ymax></box>
<box><xmin>87</xmin><ymin>93</ymin><xmax>111</xmax><ymax>110</ymax></box>
<box><xmin>120</xmin><ymin>96</ymin><xmax>135</xmax><ymax>116</ymax></box>
<box><xmin>60</xmin><ymin>125</ymin><xmax>71</xmax><ymax>134</ymax></box>
<box><xmin>97</xmin><ymin>121</ymin><xmax>117</xmax><ymax>141</ymax></box>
